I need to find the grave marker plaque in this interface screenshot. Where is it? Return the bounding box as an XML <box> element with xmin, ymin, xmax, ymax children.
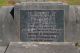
<box><xmin>14</xmin><ymin>2</ymin><xmax>69</xmax><ymax>42</ymax></box>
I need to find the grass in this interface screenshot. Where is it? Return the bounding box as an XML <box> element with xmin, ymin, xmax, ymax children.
<box><xmin>49</xmin><ymin>0</ymin><xmax>80</xmax><ymax>5</ymax></box>
<box><xmin>0</xmin><ymin>0</ymin><xmax>7</xmax><ymax>6</ymax></box>
<box><xmin>68</xmin><ymin>0</ymin><xmax>80</xmax><ymax>5</ymax></box>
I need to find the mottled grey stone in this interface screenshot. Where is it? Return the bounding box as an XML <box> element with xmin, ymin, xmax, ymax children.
<box><xmin>6</xmin><ymin>42</ymin><xmax>79</xmax><ymax>53</ymax></box>
<box><xmin>0</xmin><ymin>46</ymin><xmax>7</xmax><ymax>53</ymax></box>
<box><xmin>78</xmin><ymin>48</ymin><xmax>80</xmax><ymax>53</ymax></box>
<box><xmin>0</xmin><ymin>6</ymin><xmax>19</xmax><ymax>46</ymax></box>
<box><xmin>65</xmin><ymin>5</ymin><xmax>80</xmax><ymax>42</ymax></box>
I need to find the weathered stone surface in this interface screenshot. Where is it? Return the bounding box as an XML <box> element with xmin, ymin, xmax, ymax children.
<box><xmin>0</xmin><ymin>6</ymin><xmax>19</xmax><ymax>45</ymax></box>
<box><xmin>65</xmin><ymin>5</ymin><xmax>80</xmax><ymax>42</ymax></box>
<box><xmin>78</xmin><ymin>48</ymin><xmax>80</xmax><ymax>53</ymax></box>
<box><xmin>6</xmin><ymin>42</ymin><xmax>79</xmax><ymax>53</ymax></box>
<box><xmin>0</xmin><ymin>46</ymin><xmax>7</xmax><ymax>53</ymax></box>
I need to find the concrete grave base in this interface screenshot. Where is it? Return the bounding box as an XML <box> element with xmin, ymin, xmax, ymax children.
<box><xmin>5</xmin><ymin>42</ymin><xmax>79</xmax><ymax>53</ymax></box>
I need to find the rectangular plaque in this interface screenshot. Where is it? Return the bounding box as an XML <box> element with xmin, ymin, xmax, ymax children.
<box><xmin>20</xmin><ymin>10</ymin><xmax>64</xmax><ymax>42</ymax></box>
<box><xmin>14</xmin><ymin>2</ymin><xmax>69</xmax><ymax>42</ymax></box>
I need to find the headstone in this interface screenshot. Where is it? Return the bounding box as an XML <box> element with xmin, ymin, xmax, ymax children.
<box><xmin>14</xmin><ymin>2</ymin><xmax>69</xmax><ymax>42</ymax></box>
<box><xmin>5</xmin><ymin>42</ymin><xmax>79</xmax><ymax>53</ymax></box>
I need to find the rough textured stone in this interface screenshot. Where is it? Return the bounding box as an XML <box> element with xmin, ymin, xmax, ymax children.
<box><xmin>6</xmin><ymin>42</ymin><xmax>79</xmax><ymax>53</ymax></box>
<box><xmin>0</xmin><ymin>46</ymin><xmax>7</xmax><ymax>53</ymax></box>
<box><xmin>65</xmin><ymin>5</ymin><xmax>80</xmax><ymax>42</ymax></box>
<box><xmin>0</xmin><ymin>6</ymin><xmax>19</xmax><ymax>45</ymax></box>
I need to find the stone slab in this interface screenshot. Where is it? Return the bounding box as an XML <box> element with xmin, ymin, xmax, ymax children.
<box><xmin>6</xmin><ymin>42</ymin><xmax>79</xmax><ymax>53</ymax></box>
